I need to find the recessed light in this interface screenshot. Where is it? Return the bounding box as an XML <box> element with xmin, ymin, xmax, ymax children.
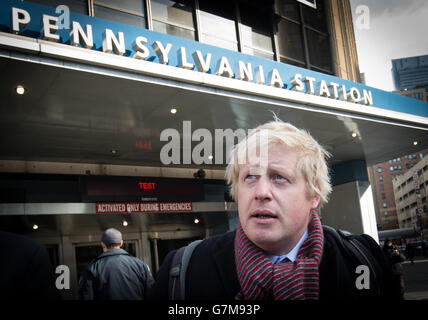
<box><xmin>194</xmin><ymin>218</ymin><xmax>200</xmax><ymax>224</ymax></box>
<box><xmin>16</xmin><ymin>85</ymin><xmax>25</xmax><ymax>95</ymax></box>
<box><xmin>33</xmin><ymin>224</ymin><xmax>39</xmax><ymax>230</ymax></box>
<box><xmin>413</xmin><ymin>141</ymin><xmax>418</xmax><ymax>146</ymax></box>
<box><xmin>208</xmin><ymin>155</ymin><xmax>213</xmax><ymax>160</ymax></box>
<box><xmin>111</xmin><ymin>149</ymin><xmax>118</xmax><ymax>154</ymax></box>
<box><xmin>351</xmin><ymin>132</ymin><xmax>357</xmax><ymax>138</ymax></box>
<box><xmin>122</xmin><ymin>220</ymin><xmax>128</xmax><ymax>227</ymax></box>
<box><xmin>170</xmin><ymin>108</ymin><xmax>178</xmax><ymax>114</ymax></box>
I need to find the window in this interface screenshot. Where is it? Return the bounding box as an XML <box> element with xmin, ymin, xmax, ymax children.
<box><xmin>199</xmin><ymin>1</ymin><xmax>238</xmax><ymax>51</ymax></box>
<box><xmin>384</xmin><ymin>211</ymin><xmax>388</xmax><ymax>217</ymax></box>
<box><xmin>151</xmin><ymin>0</ymin><xmax>195</xmax><ymax>40</ymax></box>
<box><xmin>94</xmin><ymin>0</ymin><xmax>146</xmax><ymax>28</ymax></box>
<box><xmin>379</xmin><ymin>176</ymin><xmax>383</xmax><ymax>182</ymax></box>
<box><xmin>382</xmin><ymin>202</ymin><xmax>387</xmax><ymax>208</ymax></box>
<box><xmin>381</xmin><ymin>193</ymin><xmax>386</xmax><ymax>199</ymax></box>
<box><xmin>380</xmin><ymin>184</ymin><xmax>384</xmax><ymax>191</ymax></box>
<box><xmin>275</xmin><ymin>0</ymin><xmax>332</xmax><ymax>72</ymax></box>
<box><xmin>377</xmin><ymin>167</ymin><xmax>382</xmax><ymax>173</ymax></box>
<box><xmin>239</xmin><ymin>3</ymin><xmax>274</xmax><ymax>60</ymax></box>
<box><xmin>27</xmin><ymin>0</ymin><xmax>89</xmax><ymax>14</ymax></box>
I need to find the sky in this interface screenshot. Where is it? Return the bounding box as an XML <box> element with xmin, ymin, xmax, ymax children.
<box><xmin>349</xmin><ymin>0</ymin><xmax>428</xmax><ymax>92</ymax></box>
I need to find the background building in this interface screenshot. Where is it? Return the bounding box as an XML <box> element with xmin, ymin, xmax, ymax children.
<box><xmin>368</xmin><ymin>149</ymin><xmax>428</xmax><ymax>230</ymax></box>
<box><xmin>393</xmin><ymin>154</ymin><xmax>428</xmax><ymax>238</ymax></box>
<box><xmin>392</xmin><ymin>54</ymin><xmax>428</xmax><ymax>102</ymax></box>
<box><xmin>392</xmin><ymin>55</ymin><xmax>428</xmax><ymax>91</ymax></box>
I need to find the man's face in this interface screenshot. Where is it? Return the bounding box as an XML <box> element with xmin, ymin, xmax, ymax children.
<box><xmin>236</xmin><ymin>143</ymin><xmax>320</xmax><ymax>255</ymax></box>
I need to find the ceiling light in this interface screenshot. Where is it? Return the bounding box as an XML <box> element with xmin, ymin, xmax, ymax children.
<box><xmin>351</xmin><ymin>132</ymin><xmax>357</xmax><ymax>138</ymax></box>
<box><xmin>208</xmin><ymin>155</ymin><xmax>213</xmax><ymax>160</ymax></box>
<box><xmin>194</xmin><ymin>218</ymin><xmax>200</xmax><ymax>224</ymax></box>
<box><xmin>413</xmin><ymin>141</ymin><xmax>418</xmax><ymax>146</ymax></box>
<box><xmin>16</xmin><ymin>85</ymin><xmax>25</xmax><ymax>95</ymax></box>
<box><xmin>170</xmin><ymin>108</ymin><xmax>178</xmax><ymax>114</ymax></box>
<box><xmin>111</xmin><ymin>149</ymin><xmax>118</xmax><ymax>154</ymax></box>
<box><xmin>32</xmin><ymin>224</ymin><xmax>39</xmax><ymax>230</ymax></box>
<box><xmin>122</xmin><ymin>220</ymin><xmax>128</xmax><ymax>227</ymax></box>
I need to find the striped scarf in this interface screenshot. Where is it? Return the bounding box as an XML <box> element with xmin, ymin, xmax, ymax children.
<box><xmin>234</xmin><ymin>211</ymin><xmax>324</xmax><ymax>300</ymax></box>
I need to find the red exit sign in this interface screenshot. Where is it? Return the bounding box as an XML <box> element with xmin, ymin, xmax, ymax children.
<box><xmin>138</xmin><ymin>182</ymin><xmax>156</xmax><ymax>190</ymax></box>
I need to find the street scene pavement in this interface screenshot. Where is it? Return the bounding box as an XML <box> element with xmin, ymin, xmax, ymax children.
<box><xmin>403</xmin><ymin>258</ymin><xmax>428</xmax><ymax>300</ymax></box>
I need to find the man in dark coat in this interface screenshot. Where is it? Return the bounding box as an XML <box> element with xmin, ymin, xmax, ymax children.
<box><xmin>149</xmin><ymin>119</ymin><xmax>400</xmax><ymax>300</ymax></box>
<box><xmin>0</xmin><ymin>231</ymin><xmax>59</xmax><ymax>300</ymax></box>
<box><xmin>78</xmin><ymin>228</ymin><xmax>154</xmax><ymax>300</ymax></box>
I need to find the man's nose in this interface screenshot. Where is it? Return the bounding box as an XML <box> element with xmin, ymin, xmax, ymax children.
<box><xmin>254</xmin><ymin>177</ymin><xmax>272</xmax><ymax>201</ymax></box>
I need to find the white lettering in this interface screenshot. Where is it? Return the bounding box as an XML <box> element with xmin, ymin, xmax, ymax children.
<box><xmin>268</xmin><ymin>68</ymin><xmax>283</xmax><ymax>88</ymax></box>
<box><xmin>291</xmin><ymin>73</ymin><xmax>304</xmax><ymax>91</ymax></box>
<box><xmin>318</xmin><ymin>79</ymin><xmax>330</xmax><ymax>97</ymax></box>
<box><xmin>12</xmin><ymin>7</ymin><xmax>31</xmax><ymax>34</ymax></box>
<box><xmin>133</xmin><ymin>36</ymin><xmax>150</xmax><ymax>60</ymax></box>
<box><xmin>348</xmin><ymin>87</ymin><xmax>361</xmax><ymax>103</ymax></box>
<box><xmin>216</xmin><ymin>56</ymin><xmax>234</xmax><ymax>78</ymax></box>
<box><xmin>305</xmin><ymin>76</ymin><xmax>316</xmax><ymax>94</ymax></box>
<box><xmin>329</xmin><ymin>82</ymin><xmax>340</xmax><ymax>99</ymax></box>
<box><xmin>193</xmin><ymin>50</ymin><xmax>211</xmax><ymax>73</ymax></box>
<box><xmin>362</xmin><ymin>89</ymin><xmax>373</xmax><ymax>105</ymax></box>
<box><xmin>153</xmin><ymin>41</ymin><xmax>172</xmax><ymax>64</ymax></box>
<box><xmin>103</xmin><ymin>29</ymin><xmax>125</xmax><ymax>55</ymax></box>
<box><xmin>238</xmin><ymin>61</ymin><xmax>253</xmax><ymax>81</ymax></box>
<box><xmin>42</xmin><ymin>14</ymin><xmax>60</xmax><ymax>42</ymax></box>
<box><xmin>254</xmin><ymin>65</ymin><xmax>264</xmax><ymax>84</ymax></box>
<box><xmin>179</xmin><ymin>46</ymin><xmax>194</xmax><ymax>70</ymax></box>
<box><xmin>70</xmin><ymin>21</ymin><xmax>93</xmax><ymax>49</ymax></box>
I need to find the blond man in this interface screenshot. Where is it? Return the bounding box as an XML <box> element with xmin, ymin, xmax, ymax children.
<box><xmin>149</xmin><ymin>119</ymin><xmax>400</xmax><ymax>300</ymax></box>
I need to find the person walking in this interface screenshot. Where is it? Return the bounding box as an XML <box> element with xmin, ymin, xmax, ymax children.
<box><xmin>78</xmin><ymin>228</ymin><xmax>154</xmax><ymax>300</ymax></box>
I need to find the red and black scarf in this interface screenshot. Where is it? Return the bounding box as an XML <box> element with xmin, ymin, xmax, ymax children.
<box><xmin>234</xmin><ymin>211</ymin><xmax>324</xmax><ymax>300</ymax></box>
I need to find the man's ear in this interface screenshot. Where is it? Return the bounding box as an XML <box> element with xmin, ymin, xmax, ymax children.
<box><xmin>310</xmin><ymin>194</ymin><xmax>320</xmax><ymax>210</ymax></box>
<box><xmin>120</xmin><ymin>240</ymin><xmax>124</xmax><ymax>248</ymax></box>
<box><xmin>101</xmin><ymin>242</ymin><xmax>107</xmax><ymax>250</ymax></box>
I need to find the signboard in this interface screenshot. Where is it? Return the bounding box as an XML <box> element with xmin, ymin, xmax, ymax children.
<box><xmin>413</xmin><ymin>170</ymin><xmax>423</xmax><ymax>214</ymax></box>
<box><xmin>0</xmin><ymin>1</ymin><xmax>427</xmax><ymax>119</ymax></box>
<box><xmin>81</xmin><ymin>176</ymin><xmax>204</xmax><ymax>202</ymax></box>
<box><xmin>96</xmin><ymin>201</ymin><xmax>193</xmax><ymax>214</ymax></box>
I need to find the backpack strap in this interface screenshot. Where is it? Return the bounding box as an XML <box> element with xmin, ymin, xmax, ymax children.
<box><xmin>169</xmin><ymin>239</ymin><xmax>202</xmax><ymax>300</ymax></box>
<box><xmin>323</xmin><ymin>226</ymin><xmax>381</xmax><ymax>294</ymax></box>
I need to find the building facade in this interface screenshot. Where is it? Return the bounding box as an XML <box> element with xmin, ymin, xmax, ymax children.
<box><xmin>0</xmin><ymin>0</ymin><xmax>427</xmax><ymax>299</ymax></box>
<box><xmin>393</xmin><ymin>154</ymin><xmax>428</xmax><ymax>235</ymax></box>
<box><xmin>368</xmin><ymin>149</ymin><xmax>428</xmax><ymax>230</ymax></box>
<box><xmin>392</xmin><ymin>54</ymin><xmax>428</xmax><ymax>91</ymax></box>
<box><xmin>395</xmin><ymin>87</ymin><xmax>428</xmax><ymax>103</ymax></box>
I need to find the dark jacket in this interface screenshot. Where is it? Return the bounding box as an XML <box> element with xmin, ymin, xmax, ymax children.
<box><xmin>149</xmin><ymin>228</ymin><xmax>400</xmax><ymax>300</ymax></box>
<box><xmin>0</xmin><ymin>231</ymin><xmax>59</xmax><ymax>300</ymax></box>
<box><xmin>78</xmin><ymin>248</ymin><xmax>154</xmax><ymax>300</ymax></box>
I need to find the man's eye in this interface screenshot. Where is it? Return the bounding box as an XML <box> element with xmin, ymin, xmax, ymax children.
<box><xmin>245</xmin><ymin>174</ymin><xmax>256</xmax><ymax>180</ymax></box>
<box><xmin>273</xmin><ymin>174</ymin><xmax>286</xmax><ymax>181</ymax></box>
